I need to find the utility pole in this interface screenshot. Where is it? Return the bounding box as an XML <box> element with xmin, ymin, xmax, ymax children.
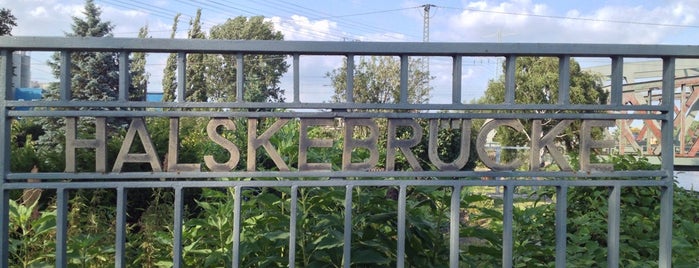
<box><xmin>422</xmin><ymin>4</ymin><xmax>435</xmax><ymax>42</ymax></box>
<box><xmin>422</xmin><ymin>4</ymin><xmax>435</xmax><ymax>88</ymax></box>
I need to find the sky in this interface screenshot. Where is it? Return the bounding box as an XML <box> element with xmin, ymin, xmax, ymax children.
<box><xmin>3</xmin><ymin>0</ymin><xmax>699</xmax><ymax>102</ymax></box>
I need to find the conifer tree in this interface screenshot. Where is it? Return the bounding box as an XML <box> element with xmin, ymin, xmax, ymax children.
<box><xmin>161</xmin><ymin>14</ymin><xmax>181</xmax><ymax>102</ymax></box>
<box><xmin>185</xmin><ymin>9</ymin><xmax>207</xmax><ymax>102</ymax></box>
<box><xmin>38</xmin><ymin>0</ymin><xmax>126</xmax><ymax>155</ymax></box>
<box><xmin>130</xmin><ymin>25</ymin><xmax>150</xmax><ymax>101</ymax></box>
<box><xmin>45</xmin><ymin>0</ymin><xmax>118</xmax><ymax>102</ymax></box>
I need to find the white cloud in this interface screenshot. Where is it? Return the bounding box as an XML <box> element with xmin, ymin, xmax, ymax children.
<box><xmin>29</xmin><ymin>6</ymin><xmax>48</xmax><ymax>18</ymax></box>
<box><xmin>268</xmin><ymin>15</ymin><xmax>338</xmax><ymax>41</ymax></box>
<box><xmin>439</xmin><ymin>0</ymin><xmax>699</xmax><ymax>44</ymax></box>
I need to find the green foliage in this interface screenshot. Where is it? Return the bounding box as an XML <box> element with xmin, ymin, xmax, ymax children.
<box><xmin>66</xmin><ymin>190</ymin><xmax>117</xmax><ymax>267</ymax></box>
<box><xmin>8</xmin><ymin>199</ymin><xmax>56</xmax><ymax>267</ymax></box>
<box><xmin>478</xmin><ymin>57</ymin><xmax>607</xmax><ymax>161</ymax></box>
<box><xmin>512</xmin><ymin>155</ymin><xmax>699</xmax><ymax>266</ymax></box>
<box><xmin>127</xmin><ymin>189</ymin><xmax>175</xmax><ymax>267</ymax></box>
<box><xmin>327</xmin><ymin>56</ymin><xmax>432</xmax><ymax>104</ymax></box>
<box><xmin>161</xmin><ymin>13</ymin><xmax>181</xmax><ymax>103</ymax></box>
<box><xmin>185</xmin><ymin>9</ymin><xmax>208</xmax><ymax>102</ymax></box>
<box><xmin>130</xmin><ymin>25</ymin><xmax>150</xmax><ymax>101</ymax></box>
<box><xmin>0</xmin><ymin>8</ymin><xmax>17</xmax><ymax>36</ymax></box>
<box><xmin>161</xmin><ymin>14</ymin><xmax>289</xmax><ymax>103</ymax></box>
<box><xmin>40</xmin><ymin>0</ymin><xmax>139</xmax><ymax>150</ymax></box>
<box><xmin>208</xmin><ymin>16</ymin><xmax>289</xmax><ymax>103</ymax></box>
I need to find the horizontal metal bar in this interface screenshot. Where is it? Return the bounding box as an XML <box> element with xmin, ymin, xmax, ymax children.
<box><xmin>5</xmin><ymin>170</ymin><xmax>667</xmax><ymax>181</ymax></box>
<box><xmin>5</xmin><ymin>100</ymin><xmax>671</xmax><ymax>112</ymax></box>
<box><xmin>1</xmin><ymin>178</ymin><xmax>670</xmax><ymax>190</ymax></box>
<box><xmin>6</xmin><ymin>110</ymin><xmax>667</xmax><ymax>120</ymax></box>
<box><xmin>3</xmin><ymin>37</ymin><xmax>699</xmax><ymax>58</ymax></box>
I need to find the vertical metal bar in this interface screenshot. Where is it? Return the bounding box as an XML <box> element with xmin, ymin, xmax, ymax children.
<box><xmin>346</xmin><ymin>55</ymin><xmax>354</xmax><ymax>103</ymax></box>
<box><xmin>236</xmin><ymin>53</ymin><xmax>244</xmax><ymax>102</ymax></box>
<box><xmin>1</xmin><ymin>49</ymin><xmax>12</xmax><ymax>101</ymax></box>
<box><xmin>502</xmin><ymin>184</ymin><xmax>514</xmax><ymax>268</ymax></box>
<box><xmin>659</xmin><ymin>57</ymin><xmax>675</xmax><ymax>268</ymax></box>
<box><xmin>116</xmin><ymin>187</ymin><xmax>127</xmax><ymax>268</ymax></box>
<box><xmin>397</xmin><ymin>184</ymin><xmax>407</xmax><ymax>268</ymax></box>
<box><xmin>232</xmin><ymin>185</ymin><xmax>242</xmax><ymax>268</ymax></box>
<box><xmin>607</xmin><ymin>185</ymin><xmax>620</xmax><ymax>267</ymax></box>
<box><xmin>293</xmin><ymin>54</ymin><xmax>300</xmax><ymax>103</ymax></box>
<box><xmin>289</xmin><ymin>185</ymin><xmax>298</xmax><ymax>267</ymax></box>
<box><xmin>610</xmin><ymin>56</ymin><xmax>624</xmax><ymax>106</ymax></box>
<box><xmin>60</xmin><ymin>51</ymin><xmax>72</xmax><ymax>101</ymax></box>
<box><xmin>0</xmin><ymin>49</ymin><xmax>10</xmax><ymax>268</ymax></box>
<box><xmin>452</xmin><ymin>56</ymin><xmax>462</xmax><ymax>104</ymax></box>
<box><xmin>504</xmin><ymin>55</ymin><xmax>516</xmax><ymax>104</ymax></box>
<box><xmin>0</xmin><ymin>189</ymin><xmax>7</xmax><ymax>268</ymax></box>
<box><xmin>176</xmin><ymin>52</ymin><xmax>186</xmax><ymax>103</ymax></box>
<box><xmin>680</xmin><ymin>85</ymin><xmax>686</xmax><ymax>155</ymax></box>
<box><xmin>118</xmin><ymin>52</ymin><xmax>129</xmax><ymax>102</ymax></box>
<box><xmin>659</xmin><ymin>185</ymin><xmax>673</xmax><ymax>267</ymax></box>
<box><xmin>400</xmin><ymin>55</ymin><xmax>409</xmax><ymax>104</ymax></box>
<box><xmin>555</xmin><ymin>185</ymin><xmax>568</xmax><ymax>268</ymax></box>
<box><xmin>173</xmin><ymin>186</ymin><xmax>183</xmax><ymax>268</ymax></box>
<box><xmin>449</xmin><ymin>185</ymin><xmax>461</xmax><ymax>268</ymax></box>
<box><xmin>558</xmin><ymin>56</ymin><xmax>570</xmax><ymax>105</ymax></box>
<box><xmin>56</xmin><ymin>188</ymin><xmax>68</xmax><ymax>268</ymax></box>
<box><xmin>342</xmin><ymin>185</ymin><xmax>353</xmax><ymax>268</ymax></box>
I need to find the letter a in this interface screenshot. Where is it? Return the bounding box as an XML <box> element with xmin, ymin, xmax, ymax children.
<box><xmin>112</xmin><ymin>118</ymin><xmax>162</xmax><ymax>172</ymax></box>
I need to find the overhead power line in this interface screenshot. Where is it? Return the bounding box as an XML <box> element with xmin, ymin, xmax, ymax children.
<box><xmin>439</xmin><ymin>5</ymin><xmax>699</xmax><ymax>29</ymax></box>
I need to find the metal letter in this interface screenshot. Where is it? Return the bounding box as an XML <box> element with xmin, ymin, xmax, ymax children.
<box><xmin>167</xmin><ymin>118</ymin><xmax>200</xmax><ymax>172</ymax></box>
<box><xmin>530</xmin><ymin>120</ymin><xmax>573</xmax><ymax>171</ymax></box>
<box><xmin>205</xmin><ymin>118</ymin><xmax>240</xmax><ymax>172</ymax></box>
<box><xmin>476</xmin><ymin>119</ymin><xmax>523</xmax><ymax>171</ymax></box>
<box><xmin>342</xmin><ymin>119</ymin><xmax>379</xmax><ymax>171</ymax></box>
<box><xmin>298</xmin><ymin>118</ymin><xmax>334</xmax><ymax>171</ymax></box>
<box><xmin>386</xmin><ymin>119</ymin><xmax>423</xmax><ymax>171</ymax></box>
<box><xmin>580</xmin><ymin>120</ymin><xmax>615</xmax><ymax>172</ymax></box>
<box><xmin>112</xmin><ymin>118</ymin><xmax>162</xmax><ymax>172</ymax></box>
<box><xmin>247</xmin><ymin>118</ymin><xmax>290</xmax><ymax>171</ymax></box>
<box><xmin>65</xmin><ymin>117</ymin><xmax>106</xmax><ymax>172</ymax></box>
<box><xmin>428</xmin><ymin>119</ymin><xmax>471</xmax><ymax>171</ymax></box>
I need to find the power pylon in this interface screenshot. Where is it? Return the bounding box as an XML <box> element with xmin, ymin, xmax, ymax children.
<box><xmin>422</xmin><ymin>4</ymin><xmax>435</xmax><ymax>42</ymax></box>
<box><xmin>422</xmin><ymin>4</ymin><xmax>435</xmax><ymax>88</ymax></box>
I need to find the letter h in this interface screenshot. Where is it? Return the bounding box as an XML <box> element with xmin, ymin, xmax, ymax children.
<box><xmin>65</xmin><ymin>117</ymin><xmax>106</xmax><ymax>172</ymax></box>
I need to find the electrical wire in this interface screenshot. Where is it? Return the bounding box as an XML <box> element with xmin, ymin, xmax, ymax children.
<box><xmin>438</xmin><ymin>5</ymin><xmax>699</xmax><ymax>29</ymax></box>
<box><xmin>264</xmin><ymin>0</ymin><xmax>422</xmax><ymax>39</ymax></box>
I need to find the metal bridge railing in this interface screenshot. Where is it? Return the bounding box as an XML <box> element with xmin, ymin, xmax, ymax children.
<box><xmin>0</xmin><ymin>36</ymin><xmax>686</xmax><ymax>267</ymax></box>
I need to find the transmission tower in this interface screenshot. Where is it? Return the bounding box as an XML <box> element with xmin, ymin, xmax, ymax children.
<box><xmin>422</xmin><ymin>4</ymin><xmax>435</xmax><ymax>87</ymax></box>
<box><xmin>422</xmin><ymin>4</ymin><xmax>435</xmax><ymax>42</ymax></box>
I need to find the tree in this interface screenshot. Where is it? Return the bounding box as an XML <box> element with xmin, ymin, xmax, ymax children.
<box><xmin>161</xmin><ymin>14</ymin><xmax>181</xmax><ymax>103</ymax></box>
<box><xmin>327</xmin><ymin>56</ymin><xmax>432</xmax><ymax>104</ymax></box>
<box><xmin>39</xmin><ymin>0</ymin><xmax>130</xmax><ymax>152</ymax></box>
<box><xmin>185</xmin><ymin>9</ymin><xmax>207</xmax><ymax>102</ymax></box>
<box><xmin>130</xmin><ymin>25</ymin><xmax>150</xmax><ymax>101</ymax></box>
<box><xmin>207</xmin><ymin>16</ymin><xmax>288</xmax><ymax>103</ymax></box>
<box><xmin>478</xmin><ymin>57</ymin><xmax>607</xmax><ymax>162</ymax></box>
<box><xmin>0</xmin><ymin>8</ymin><xmax>17</xmax><ymax>36</ymax></box>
